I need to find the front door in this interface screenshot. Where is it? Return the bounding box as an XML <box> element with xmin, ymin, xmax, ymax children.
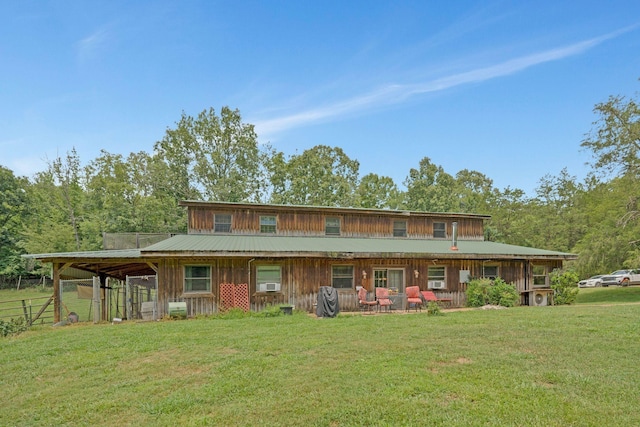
<box><xmin>373</xmin><ymin>268</ymin><xmax>405</xmax><ymax>309</ymax></box>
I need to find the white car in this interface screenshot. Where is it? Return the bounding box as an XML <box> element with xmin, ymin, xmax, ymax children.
<box><xmin>578</xmin><ymin>275</ymin><xmax>603</xmax><ymax>288</ymax></box>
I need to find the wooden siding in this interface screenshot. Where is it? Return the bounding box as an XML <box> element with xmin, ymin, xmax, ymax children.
<box><xmin>187</xmin><ymin>206</ymin><xmax>486</xmax><ymax>240</ymax></box>
<box><xmin>155</xmin><ymin>256</ymin><xmax>561</xmax><ymax>315</ymax></box>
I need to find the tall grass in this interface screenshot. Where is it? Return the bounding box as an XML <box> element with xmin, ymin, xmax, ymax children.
<box><xmin>2</xmin><ymin>303</ymin><xmax>640</xmax><ymax>426</ymax></box>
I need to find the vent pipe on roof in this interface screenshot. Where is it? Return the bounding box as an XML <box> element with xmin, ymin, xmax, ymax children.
<box><xmin>451</xmin><ymin>222</ymin><xmax>459</xmax><ymax>251</ymax></box>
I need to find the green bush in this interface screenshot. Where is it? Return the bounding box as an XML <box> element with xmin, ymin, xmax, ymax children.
<box><xmin>466</xmin><ymin>277</ymin><xmax>519</xmax><ymax>307</ymax></box>
<box><xmin>0</xmin><ymin>317</ymin><xmax>28</xmax><ymax>337</ymax></box>
<box><xmin>426</xmin><ymin>301</ymin><xmax>443</xmax><ymax>316</ymax></box>
<box><xmin>551</xmin><ymin>270</ymin><xmax>579</xmax><ymax>305</ymax></box>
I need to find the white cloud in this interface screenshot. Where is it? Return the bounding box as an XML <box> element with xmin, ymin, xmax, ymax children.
<box><xmin>253</xmin><ymin>26</ymin><xmax>636</xmax><ymax>139</ymax></box>
<box><xmin>76</xmin><ymin>26</ymin><xmax>111</xmax><ymax>62</ymax></box>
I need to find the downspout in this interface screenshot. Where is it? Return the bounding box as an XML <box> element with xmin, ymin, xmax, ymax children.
<box><xmin>450</xmin><ymin>222</ymin><xmax>458</xmax><ymax>251</ymax></box>
<box><xmin>247</xmin><ymin>258</ymin><xmax>255</xmax><ymax>288</ymax></box>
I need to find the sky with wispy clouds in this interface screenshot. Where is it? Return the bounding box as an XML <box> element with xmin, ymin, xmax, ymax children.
<box><xmin>1</xmin><ymin>1</ymin><xmax>639</xmax><ymax>195</ymax></box>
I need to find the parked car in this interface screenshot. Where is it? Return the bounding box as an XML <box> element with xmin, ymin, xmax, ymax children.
<box><xmin>578</xmin><ymin>275</ymin><xmax>603</xmax><ymax>288</ymax></box>
<box><xmin>600</xmin><ymin>269</ymin><xmax>640</xmax><ymax>287</ymax></box>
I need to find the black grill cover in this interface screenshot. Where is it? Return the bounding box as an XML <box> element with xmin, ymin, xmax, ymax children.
<box><xmin>316</xmin><ymin>286</ymin><xmax>340</xmax><ymax>317</ymax></box>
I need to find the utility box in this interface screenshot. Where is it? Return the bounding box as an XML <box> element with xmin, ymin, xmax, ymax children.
<box><xmin>168</xmin><ymin>302</ymin><xmax>187</xmax><ymax>319</ymax></box>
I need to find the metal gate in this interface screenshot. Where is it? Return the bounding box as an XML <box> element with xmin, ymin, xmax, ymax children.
<box><xmin>126</xmin><ymin>275</ymin><xmax>157</xmax><ymax>320</ymax></box>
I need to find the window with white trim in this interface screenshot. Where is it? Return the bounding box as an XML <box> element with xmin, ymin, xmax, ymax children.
<box><xmin>260</xmin><ymin>216</ymin><xmax>277</xmax><ymax>234</ymax></box>
<box><xmin>428</xmin><ymin>266</ymin><xmax>446</xmax><ymax>281</ymax></box>
<box><xmin>533</xmin><ymin>265</ymin><xmax>548</xmax><ymax>287</ymax></box>
<box><xmin>257</xmin><ymin>265</ymin><xmax>281</xmax><ymax>285</ymax></box>
<box><xmin>184</xmin><ymin>265</ymin><xmax>211</xmax><ymax>293</ymax></box>
<box><xmin>373</xmin><ymin>268</ymin><xmax>405</xmax><ymax>293</ymax></box>
<box><xmin>214</xmin><ymin>214</ymin><xmax>232</xmax><ymax>233</ymax></box>
<box><xmin>433</xmin><ymin>222</ymin><xmax>446</xmax><ymax>238</ymax></box>
<box><xmin>332</xmin><ymin>265</ymin><xmax>354</xmax><ymax>289</ymax></box>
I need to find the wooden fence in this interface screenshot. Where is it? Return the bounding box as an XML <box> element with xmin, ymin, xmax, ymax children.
<box><xmin>0</xmin><ymin>295</ymin><xmax>54</xmax><ymax>326</ymax></box>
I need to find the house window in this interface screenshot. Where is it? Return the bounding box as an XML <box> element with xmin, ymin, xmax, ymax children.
<box><xmin>257</xmin><ymin>265</ymin><xmax>281</xmax><ymax>285</ymax></box>
<box><xmin>373</xmin><ymin>268</ymin><xmax>405</xmax><ymax>293</ymax></box>
<box><xmin>332</xmin><ymin>265</ymin><xmax>354</xmax><ymax>289</ymax></box>
<box><xmin>427</xmin><ymin>266</ymin><xmax>446</xmax><ymax>289</ymax></box>
<box><xmin>428</xmin><ymin>266</ymin><xmax>446</xmax><ymax>281</ymax></box>
<box><xmin>433</xmin><ymin>222</ymin><xmax>446</xmax><ymax>238</ymax></box>
<box><xmin>184</xmin><ymin>265</ymin><xmax>211</xmax><ymax>293</ymax></box>
<box><xmin>325</xmin><ymin>217</ymin><xmax>341</xmax><ymax>235</ymax></box>
<box><xmin>533</xmin><ymin>265</ymin><xmax>548</xmax><ymax>287</ymax></box>
<box><xmin>260</xmin><ymin>216</ymin><xmax>277</xmax><ymax>234</ymax></box>
<box><xmin>214</xmin><ymin>214</ymin><xmax>232</xmax><ymax>233</ymax></box>
<box><xmin>393</xmin><ymin>220</ymin><xmax>407</xmax><ymax>237</ymax></box>
<box><xmin>483</xmin><ymin>265</ymin><xmax>499</xmax><ymax>279</ymax></box>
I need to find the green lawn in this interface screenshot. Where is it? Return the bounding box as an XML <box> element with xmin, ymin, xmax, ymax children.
<box><xmin>576</xmin><ymin>285</ymin><xmax>640</xmax><ymax>304</ymax></box>
<box><xmin>2</xmin><ymin>299</ymin><xmax>640</xmax><ymax>426</ymax></box>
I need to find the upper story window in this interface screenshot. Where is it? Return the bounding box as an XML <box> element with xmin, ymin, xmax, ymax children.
<box><xmin>325</xmin><ymin>217</ymin><xmax>341</xmax><ymax>236</ymax></box>
<box><xmin>393</xmin><ymin>220</ymin><xmax>407</xmax><ymax>237</ymax></box>
<box><xmin>260</xmin><ymin>216</ymin><xmax>277</xmax><ymax>234</ymax></box>
<box><xmin>184</xmin><ymin>265</ymin><xmax>211</xmax><ymax>293</ymax></box>
<box><xmin>332</xmin><ymin>265</ymin><xmax>354</xmax><ymax>289</ymax></box>
<box><xmin>214</xmin><ymin>214</ymin><xmax>232</xmax><ymax>233</ymax></box>
<box><xmin>433</xmin><ymin>222</ymin><xmax>446</xmax><ymax>238</ymax></box>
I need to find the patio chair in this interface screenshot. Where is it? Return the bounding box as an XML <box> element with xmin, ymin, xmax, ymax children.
<box><xmin>405</xmin><ymin>286</ymin><xmax>422</xmax><ymax>311</ymax></box>
<box><xmin>375</xmin><ymin>287</ymin><xmax>392</xmax><ymax>312</ymax></box>
<box><xmin>421</xmin><ymin>290</ymin><xmax>452</xmax><ymax>308</ymax></box>
<box><xmin>357</xmin><ymin>287</ymin><xmax>378</xmax><ymax>313</ymax></box>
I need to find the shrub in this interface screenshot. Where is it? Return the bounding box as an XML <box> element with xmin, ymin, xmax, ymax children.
<box><xmin>426</xmin><ymin>301</ymin><xmax>443</xmax><ymax>316</ymax></box>
<box><xmin>466</xmin><ymin>277</ymin><xmax>519</xmax><ymax>308</ymax></box>
<box><xmin>0</xmin><ymin>317</ymin><xmax>28</xmax><ymax>337</ymax></box>
<box><xmin>550</xmin><ymin>269</ymin><xmax>579</xmax><ymax>305</ymax></box>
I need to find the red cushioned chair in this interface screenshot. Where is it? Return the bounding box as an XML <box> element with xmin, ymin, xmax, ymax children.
<box><xmin>375</xmin><ymin>287</ymin><xmax>392</xmax><ymax>312</ymax></box>
<box><xmin>405</xmin><ymin>286</ymin><xmax>422</xmax><ymax>312</ymax></box>
<box><xmin>357</xmin><ymin>287</ymin><xmax>378</xmax><ymax>313</ymax></box>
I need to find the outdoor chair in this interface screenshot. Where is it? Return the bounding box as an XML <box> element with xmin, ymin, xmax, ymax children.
<box><xmin>375</xmin><ymin>287</ymin><xmax>392</xmax><ymax>312</ymax></box>
<box><xmin>405</xmin><ymin>286</ymin><xmax>422</xmax><ymax>311</ymax></box>
<box><xmin>357</xmin><ymin>287</ymin><xmax>378</xmax><ymax>313</ymax></box>
<box><xmin>421</xmin><ymin>290</ymin><xmax>452</xmax><ymax>308</ymax></box>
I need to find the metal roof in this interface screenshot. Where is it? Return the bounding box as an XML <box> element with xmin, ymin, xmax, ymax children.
<box><xmin>24</xmin><ymin>249</ymin><xmax>142</xmax><ymax>260</ymax></box>
<box><xmin>179</xmin><ymin>200</ymin><xmax>491</xmax><ymax>219</ymax></box>
<box><xmin>141</xmin><ymin>234</ymin><xmax>576</xmax><ymax>260</ymax></box>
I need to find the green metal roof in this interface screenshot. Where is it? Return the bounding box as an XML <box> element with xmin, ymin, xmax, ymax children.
<box><xmin>23</xmin><ymin>235</ymin><xmax>576</xmax><ymax>261</ymax></box>
<box><xmin>141</xmin><ymin>234</ymin><xmax>576</xmax><ymax>260</ymax></box>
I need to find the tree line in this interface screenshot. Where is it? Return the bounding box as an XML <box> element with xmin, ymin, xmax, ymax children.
<box><xmin>1</xmin><ymin>89</ymin><xmax>639</xmax><ymax>282</ymax></box>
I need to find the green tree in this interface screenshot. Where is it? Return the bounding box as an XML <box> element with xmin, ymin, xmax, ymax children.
<box><xmin>403</xmin><ymin>157</ymin><xmax>458</xmax><ymax>212</ymax></box>
<box><xmin>454</xmin><ymin>169</ymin><xmax>494</xmax><ymax>214</ymax></box>
<box><xmin>0</xmin><ymin>166</ymin><xmax>28</xmax><ymax>276</ymax></box>
<box><xmin>581</xmin><ymin>93</ymin><xmax>640</xmax><ymax>177</ymax></box>
<box><xmin>269</xmin><ymin>145</ymin><xmax>360</xmax><ymax>206</ymax></box>
<box><xmin>355</xmin><ymin>173</ymin><xmax>402</xmax><ymax>209</ymax></box>
<box><xmin>154</xmin><ymin>107</ymin><xmax>263</xmax><ymax>202</ymax></box>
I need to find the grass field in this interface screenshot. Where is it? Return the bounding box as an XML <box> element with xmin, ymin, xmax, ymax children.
<box><xmin>2</xmin><ymin>286</ymin><xmax>640</xmax><ymax>426</ymax></box>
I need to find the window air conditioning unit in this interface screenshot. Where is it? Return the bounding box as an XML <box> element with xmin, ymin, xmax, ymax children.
<box><xmin>428</xmin><ymin>280</ymin><xmax>445</xmax><ymax>289</ymax></box>
<box><xmin>258</xmin><ymin>282</ymin><xmax>281</xmax><ymax>292</ymax></box>
<box><xmin>531</xmin><ymin>291</ymin><xmax>548</xmax><ymax>306</ymax></box>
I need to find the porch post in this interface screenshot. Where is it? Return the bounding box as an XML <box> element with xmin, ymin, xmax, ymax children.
<box><xmin>52</xmin><ymin>262</ymin><xmax>61</xmax><ymax>323</ymax></box>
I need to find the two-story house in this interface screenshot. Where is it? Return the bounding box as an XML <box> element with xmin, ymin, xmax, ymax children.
<box><xmin>29</xmin><ymin>200</ymin><xmax>576</xmax><ymax>321</ymax></box>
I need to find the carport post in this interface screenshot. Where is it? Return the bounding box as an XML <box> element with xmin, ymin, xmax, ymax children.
<box><xmin>93</xmin><ymin>276</ymin><xmax>101</xmax><ymax>324</ymax></box>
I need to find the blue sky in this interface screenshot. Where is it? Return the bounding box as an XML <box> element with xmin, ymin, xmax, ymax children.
<box><xmin>1</xmin><ymin>1</ymin><xmax>639</xmax><ymax>196</ymax></box>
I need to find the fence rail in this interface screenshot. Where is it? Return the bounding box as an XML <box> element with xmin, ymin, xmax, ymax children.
<box><xmin>0</xmin><ymin>295</ymin><xmax>55</xmax><ymax>326</ymax></box>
